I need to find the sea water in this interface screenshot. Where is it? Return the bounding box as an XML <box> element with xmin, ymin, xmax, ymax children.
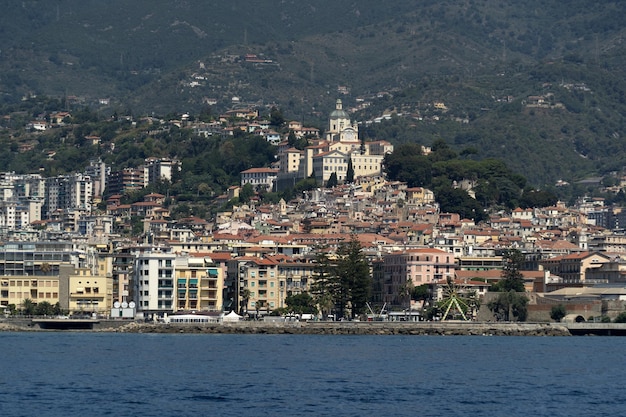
<box><xmin>0</xmin><ymin>332</ymin><xmax>624</xmax><ymax>417</ymax></box>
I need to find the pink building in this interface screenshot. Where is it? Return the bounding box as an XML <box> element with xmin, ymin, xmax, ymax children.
<box><xmin>381</xmin><ymin>248</ymin><xmax>455</xmax><ymax>308</ymax></box>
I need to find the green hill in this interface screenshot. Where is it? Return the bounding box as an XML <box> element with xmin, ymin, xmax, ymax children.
<box><xmin>0</xmin><ymin>0</ymin><xmax>625</xmax><ymax>187</ymax></box>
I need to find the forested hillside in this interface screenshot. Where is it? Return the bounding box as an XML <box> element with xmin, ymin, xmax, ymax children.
<box><xmin>0</xmin><ymin>0</ymin><xmax>625</xmax><ymax>187</ymax></box>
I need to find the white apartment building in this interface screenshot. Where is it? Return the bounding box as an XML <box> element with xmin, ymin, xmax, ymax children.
<box><xmin>44</xmin><ymin>174</ymin><xmax>93</xmax><ymax>219</ymax></box>
<box><xmin>84</xmin><ymin>160</ymin><xmax>109</xmax><ymax>199</ymax></box>
<box><xmin>143</xmin><ymin>157</ymin><xmax>177</xmax><ymax>186</ymax></box>
<box><xmin>134</xmin><ymin>249</ymin><xmax>176</xmax><ymax>318</ymax></box>
<box><xmin>240</xmin><ymin>167</ymin><xmax>278</xmax><ymax>192</ymax></box>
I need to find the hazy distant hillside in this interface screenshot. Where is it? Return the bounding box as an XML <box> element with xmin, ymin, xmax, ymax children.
<box><xmin>2</xmin><ymin>1</ymin><xmax>624</xmax><ymax>110</ymax></box>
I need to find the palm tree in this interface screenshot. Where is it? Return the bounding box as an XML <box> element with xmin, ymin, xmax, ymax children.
<box><xmin>317</xmin><ymin>293</ymin><xmax>335</xmax><ymax>320</ymax></box>
<box><xmin>22</xmin><ymin>298</ymin><xmax>35</xmax><ymax>316</ymax></box>
<box><xmin>398</xmin><ymin>281</ymin><xmax>414</xmax><ymax>310</ymax></box>
<box><xmin>39</xmin><ymin>262</ymin><xmax>52</xmax><ymax>275</ymax></box>
<box><xmin>240</xmin><ymin>288</ymin><xmax>251</xmax><ymax>316</ymax></box>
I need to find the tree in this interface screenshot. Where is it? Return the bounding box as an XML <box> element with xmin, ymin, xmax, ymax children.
<box><xmin>326</xmin><ymin>172</ymin><xmax>338</xmax><ymax>188</ymax></box>
<box><xmin>435</xmin><ymin>185</ymin><xmax>485</xmax><ymax>222</ymax></box>
<box><xmin>487</xmin><ymin>249</ymin><xmax>528</xmax><ymax>321</ymax></box>
<box><xmin>384</xmin><ymin>144</ymin><xmax>433</xmax><ymax>187</ymax></box>
<box><xmin>345</xmin><ymin>158</ymin><xmax>354</xmax><ymax>183</ymax></box>
<box><xmin>411</xmin><ymin>284</ymin><xmax>430</xmax><ymax>302</ymax></box>
<box><xmin>428</xmin><ymin>138</ymin><xmax>457</xmax><ymax>162</ymax></box>
<box><xmin>287</xmin><ymin>130</ymin><xmax>297</xmax><ymax>147</ymax></box>
<box><xmin>550</xmin><ymin>304</ymin><xmax>567</xmax><ymax>321</ymax></box>
<box><xmin>240</xmin><ymin>288</ymin><xmax>251</xmax><ymax>316</ymax></box>
<box><xmin>6</xmin><ymin>304</ymin><xmax>17</xmax><ymax>316</ymax></box>
<box><xmin>493</xmin><ymin>249</ymin><xmax>526</xmax><ymax>292</ymax></box>
<box><xmin>519</xmin><ymin>188</ymin><xmax>558</xmax><ymax>209</ymax></box>
<box><xmin>550</xmin><ymin>304</ymin><xmax>567</xmax><ymax>322</ymax></box>
<box><xmin>488</xmin><ymin>290</ymin><xmax>528</xmax><ymax>321</ymax></box>
<box><xmin>53</xmin><ymin>302</ymin><xmax>63</xmax><ymax>316</ymax></box>
<box><xmin>334</xmin><ymin>235</ymin><xmax>371</xmax><ymax>319</ymax></box>
<box><xmin>22</xmin><ymin>298</ymin><xmax>35</xmax><ymax>316</ymax></box>
<box><xmin>40</xmin><ymin>262</ymin><xmax>52</xmax><ymax>274</ymax></box>
<box><xmin>239</xmin><ymin>183</ymin><xmax>255</xmax><ymax>203</ymax></box>
<box><xmin>310</xmin><ymin>245</ymin><xmax>338</xmax><ymax>320</ymax></box>
<box><xmin>285</xmin><ymin>293</ymin><xmax>318</xmax><ymax>315</ymax></box>
<box><xmin>398</xmin><ymin>281</ymin><xmax>414</xmax><ymax>309</ymax></box>
<box><xmin>614</xmin><ymin>312</ymin><xmax>626</xmax><ymax>323</ymax></box>
<box><xmin>34</xmin><ymin>301</ymin><xmax>55</xmax><ymax>316</ymax></box>
<box><xmin>269</xmin><ymin>106</ymin><xmax>285</xmax><ymax>128</ymax></box>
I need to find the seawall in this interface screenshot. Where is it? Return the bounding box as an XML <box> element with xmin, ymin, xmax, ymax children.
<box><xmin>108</xmin><ymin>321</ymin><xmax>571</xmax><ymax>336</ymax></box>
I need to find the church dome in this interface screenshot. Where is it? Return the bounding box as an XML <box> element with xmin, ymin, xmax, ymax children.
<box><xmin>329</xmin><ymin>99</ymin><xmax>349</xmax><ymax>119</ymax></box>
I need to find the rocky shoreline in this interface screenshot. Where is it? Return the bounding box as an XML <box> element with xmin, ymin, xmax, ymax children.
<box><xmin>0</xmin><ymin>320</ymin><xmax>572</xmax><ymax>336</ymax></box>
<box><xmin>109</xmin><ymin>321</ymin><xmax>571</xmax><ymax>336</ymax></box>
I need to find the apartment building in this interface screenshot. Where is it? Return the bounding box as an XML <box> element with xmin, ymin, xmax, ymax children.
<box><xmin>240</xmin><ymin>167</ymin><xmax>278</xmax><ymax>192</ymax></box>
<box><xmin>227</xmin><ymin>256</ymin><xmax>281</xmax><ymax>317</ymax></box>
<box><xmin>43</xmin><ymin>174</ymin><xmax>93</xmax><ymax>219</ymax></box>
<box><xmin>378</xmin><ymin>248</ymin><xmax>456</xmax><ymax>308</ymax></box>
<box><xmin>134</xmin><ymin>249</ymin><xmax>176</xmax><ymax>318</ymax></box>
<box><xmin>175</xmin><ymin>254</ymin><xmax>224</xmax><ymax>312</ymax></box>
<box><xmin>58</xmin><ymin>265</ymin><xmax>113</xmax><ymax>315</ymax></box>
<box><xmin>540</xmin><ymin>251</ymin><xmax>611</xmax><ymax>284</ymax></box>
<box><xmin>0</xmin><ymin>275</ymin><xmax>60</xmax><ymax>310</ymax></box>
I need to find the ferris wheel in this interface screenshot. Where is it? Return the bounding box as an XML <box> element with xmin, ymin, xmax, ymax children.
<box><xmin>439</xmin><ymin>278</ymin><xmax>473</xmax><ymax>321</ymax></box>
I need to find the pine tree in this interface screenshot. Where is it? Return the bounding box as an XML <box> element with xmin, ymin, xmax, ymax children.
<box><xmin>335</xmin><ymin>235</ymin><xmax>371</xmax><ymax>319</ymax></box>
<box><xmin>498</xmin><ymin>249</ymin><xmax>526</xmax><ymax>292</ymax></box>
<box><xmin>310</xmin><ymin>245</ymin><xmax>339</xmax><ymax>319</ymax></box>
<box><xmin>326</xmin><ymin>172</ymin><xmax>338</xmax><ymax>188</ymax></box>
<box><xmin>346</xmin><ymin>158</ymin><xmax>354</xmax><ymax>183</ymax></box>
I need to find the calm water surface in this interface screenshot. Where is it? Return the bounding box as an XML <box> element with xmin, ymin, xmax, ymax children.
<box><xmin>0</xmin><ymin>332</ymin><xmax>624</xmax><ymax>416</ymax></box>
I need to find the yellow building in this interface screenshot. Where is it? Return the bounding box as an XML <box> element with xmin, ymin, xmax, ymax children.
<box><xmin>175</xmin><ymin>255</ymin><xmax>224</xmax><ymax>312</ymax></box>
<box><xmin>60</xmin><ymin>265</ymin><xmax>113</xmax><ymax>315</ymax></box>
<box><xmin>0</xmin><ymin>276</ymin><xmax>60</xmax><ymax>310</ymax></box>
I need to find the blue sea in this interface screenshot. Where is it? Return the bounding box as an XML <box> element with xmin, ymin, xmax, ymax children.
<box><xmin>0</xmin><ymin>332</ymin><xmax>624</xmax><ymax>416</ymax></box>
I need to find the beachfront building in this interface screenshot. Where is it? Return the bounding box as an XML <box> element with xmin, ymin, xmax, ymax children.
<box><xmin>59</xmin><ymin>265</ymin><xmax>113</xmax><ymax>316</ymax></box>
<box><xmin>133</xmin><ymin>248</ymin><xmax>176</xmax><ymax>319</ymax></box>
<box><xmin>379</xmin><ymin>248</ymin><xmax>456</xmax><ymax>308</ymax></box>
<box><xmin>175</xmin><ymin>254</ymin><xmax>224</xmax><ymax>312</ymax></box>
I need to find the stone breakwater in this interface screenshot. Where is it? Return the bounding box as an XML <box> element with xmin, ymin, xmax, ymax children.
<box><xmin>110</xmin><ymin>321</ymin><xmax>571</xmax><ymax>336</ymax></box>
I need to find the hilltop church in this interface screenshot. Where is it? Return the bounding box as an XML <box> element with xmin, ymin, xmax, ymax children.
<box><xmin>326</xmin><ymin>99</ymin><xmax>359</xmax><ymax>142</ymax></box>
<box><xmin>276</xmin><ymin>99</ymin><xmax>393</xmax><ymax>189</ymax></box>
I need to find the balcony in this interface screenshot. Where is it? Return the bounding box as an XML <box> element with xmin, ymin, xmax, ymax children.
<box><xmin>200</xmin><ymin>291</ymin><xmax>217</xmax><ymax>300</ymax></box>
<box><xmin>70</xmin><ymin>293</ymin><xmax>105</xmax><ymax>300</ymax></box>
<box><xmin>158</xmin><ymin>280</ymin><xmax>173</xmax><ymax>289</ymax></box>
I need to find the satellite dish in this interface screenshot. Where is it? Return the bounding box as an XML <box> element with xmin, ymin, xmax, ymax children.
<box><xmin>121</xmin><ymin>301</ymin><xmax>128</xmax><ymax>308</ymax></box>
<box><xmin>113</xmin><ymin>301</ymin><xmax>120</xmax><ymax>308</ymax></box>
<box><xmin>129</xmin><ymin>301</ymin><xmax>136</xmax><ymax>309</ymax></box>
